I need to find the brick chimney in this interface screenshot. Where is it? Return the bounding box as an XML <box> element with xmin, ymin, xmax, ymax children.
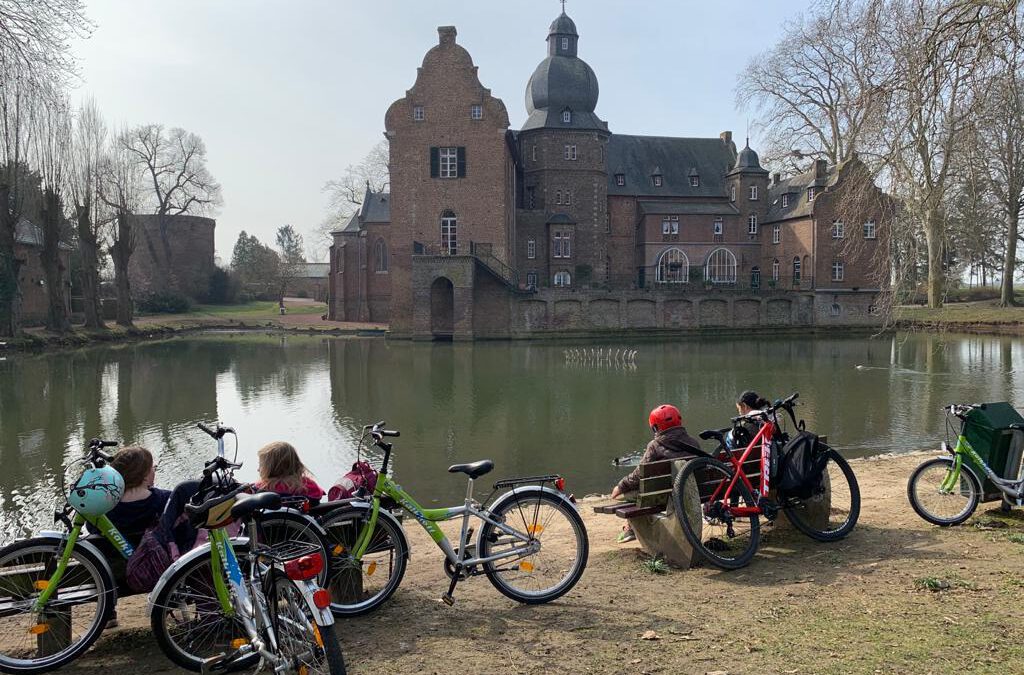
<box><xmin>814</xmin><ymin>159</ymin><xmax>828</xmax><ymax>181</ymax></box>
<box><xmin>720</xmin><ymin>131</ymin><xmax>732</xmax><ymax>145</ymax></box>
<box><xmin>438</xmin><ymin>26</ymin><xmax>457</xmax><ymax>46</ymax></box>
<box><xmin>772</xmin><ymin>172</ymin><xmax>781</xmax><ymax>185</ymax></box>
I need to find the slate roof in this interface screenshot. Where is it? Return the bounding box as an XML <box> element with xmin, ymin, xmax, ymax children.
<box><xmin>14</xmin><ymin>218</ymin><xmax>74</xmax><ymax>250</ymax></box>
<box><xmin>360</xmin><ymin>191</ymin><xmax>390</xmax><ymax>223</ymax></box>
<box><xmin>765</xmin><ymin>163</ymin><xmax>840</xmax><ymax>222</ymax></box>
<box><xmin>334</xmin><ymin>212</ymin><xmax>361</xmax><ymax>235</ymax></box>
<box><xmin>607</xmin><ymin>135</ymin><xmax>736</xmax><ymax>197</ymax></box>
<box><xmin>549</xmin><ymin>12</ymin><xmax>578</xmax><ymax>36</ymax></box>
<box><xmin>638</xmin><ymin>201</ymin><xmax>740</xmax><ymax>216</ymax></box>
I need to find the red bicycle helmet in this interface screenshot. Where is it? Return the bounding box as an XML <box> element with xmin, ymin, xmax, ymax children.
<box><xmin>649</xmin><ymin>404</ymin><xmax>682</xmax><ymax>433</ymax></box>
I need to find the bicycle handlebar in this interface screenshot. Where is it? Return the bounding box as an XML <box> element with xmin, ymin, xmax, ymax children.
<box><xmin>946</xmin><ymin>403</ymin><xmax>985</xmax><ymax>418</ymax></box>
<box><xmin>729</xmin><ymin>392</ymin><xmax>799</xmax><ymax>425</ymax></box>
<box><xmin>197</xmin><ymin>422</ymin><xmax>235</xmax><ymax>440</ymax></box>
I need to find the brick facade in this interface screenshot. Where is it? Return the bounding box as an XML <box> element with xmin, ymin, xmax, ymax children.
<box><xmin>128</xmin><ymin>214</ymin><xmax>215</xmax><ymax>300</ymax></box>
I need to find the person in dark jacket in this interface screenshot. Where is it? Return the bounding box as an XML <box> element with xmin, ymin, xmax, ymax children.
<box><xmin>611</xmin><ymin>404</ymin><xmax>703</xmax><ymax>543</ymax></box>
<box><xmin>96</xmin><ymin>446</ymin><xmax>171</xmax><ymax>548</ymax></box>
<box><xmin>727</xmin><ymin>391</ymin><xmax>770</xmax><ymax>449</ymax></box>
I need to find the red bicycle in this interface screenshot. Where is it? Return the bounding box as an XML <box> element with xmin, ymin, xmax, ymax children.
<box><xmin>672</xmin><ymin>392</ymin><xmax>860</xmax><ymax>569</ymax></box>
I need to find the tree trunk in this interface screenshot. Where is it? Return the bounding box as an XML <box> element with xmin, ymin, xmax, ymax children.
<box><xmin>924</xmin><ymin>208</ymin><xmax>945</xmax><ymax>308</ymax></box>
<box><xmin>76</xmin><ymin>204</ymin><xmax>105</xmax><ymax>329</ymax></box>
<box><xmin>40</xmin><ymin>189</ymin><xmax>71</xmax><ymax>333</ymax></box>
<box><xmin>0</xmin><ymin>186</ymin><xmax>23</xmax><ymax>337</ymax></box>
<box><xmin>1000</xmin><ymin>202</ymin><xmax>1020</xmax><ymax>307</ymax></box>
<box><xmin>111</xmin><ymin>209</ymin><xmax>134</xmax><ymax>327</ymax></box>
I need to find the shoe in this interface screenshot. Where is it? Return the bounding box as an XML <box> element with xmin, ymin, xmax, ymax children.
<box><xmin>105</xmin><ymin>611</ymin><xmax>119</xmax><ymax>629</ymax></box>
<box><xmin>616</xmin><ymin>529</ymin><xmax>636</xmax><ymax>544</ymax></box>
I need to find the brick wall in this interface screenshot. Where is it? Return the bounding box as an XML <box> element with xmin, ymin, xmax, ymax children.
<box><xmin>15</xmin><ymin>244</ymin><xmax>71</xmax><ymax>326</ymax></box>
<box><xmin>128</xmin><ymin>214</ymin><xmax>215</xmax><ymax>300</ymax></box>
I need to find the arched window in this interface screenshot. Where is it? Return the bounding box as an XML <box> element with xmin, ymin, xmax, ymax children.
<box><xmin>441</xmin><ymin>210</ymin><xmax>457</xmax><ymax>255</ymax></box>
<box><xmin>374</xmin><ymin>238</ymin><xmax>388</xmax><ymax>272</ymax></box>
<box><xmin>793</xmin><ymin>256</ymin><xmax>802</xmax><ymax>283</ymax></box>
<box><xmin>772</xmin><ymin>258</ymin><xmax>780</xmax><ymax>281</ymax></box>
<box><xmin>751</xmin><ymin>266</ymin><xmax>761</xmax><ymax>289</ymax></box>
<box><xmin>656</xmin><ymin>248</ymin><xmax>689</xmax><ymax>284</ymax></box>
<box><xmin>830</xmin><ymin>303</ymin><xmax>841</xmax><ymax>317</ymax></box>
<box><xmin>562</xmin><ymin>108</ymin><xmax>572</xmax><ymax>124</ymax></box>
<box><xmin>554</xmin><ymin>271</ymin><xmax>571</xmax><ymax>287</ymax></box>
<box><xmin>705</xmin><ymin>248</ymin><xmax>737</xmax><ymax>284</ymax></box>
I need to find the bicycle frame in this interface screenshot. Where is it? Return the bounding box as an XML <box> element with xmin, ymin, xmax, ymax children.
<box><xmin>712</xmin><ymin>420</ymin><xmax>778</xmax><ymax>518</ymax></box>
<box><xmin>941</xmin><ymin>432</ymin><xmax>1024</xmax><ymax>501</ymax></box>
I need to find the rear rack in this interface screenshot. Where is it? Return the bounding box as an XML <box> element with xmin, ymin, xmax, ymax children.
<box><xmin>256</xmin><ymin>539</ymin><xmax>323</xmax><ymax>563</ymax></box>
<box><xmin>492</xmin><ymin>474</ymin><xmax>560</xmax><ymax>489</ymax></box>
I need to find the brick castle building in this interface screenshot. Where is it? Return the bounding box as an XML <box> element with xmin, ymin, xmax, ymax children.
<box><xmin>329</xmin><ymin>11</ymin><xmax>890</xmax><ymax>338</ymax></box>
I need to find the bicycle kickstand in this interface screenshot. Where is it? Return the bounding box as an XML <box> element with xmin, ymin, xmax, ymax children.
<box><xmin>441</xmin><ymin>571</ymin><xmax>460</xmax><ymax>606</ymax></box>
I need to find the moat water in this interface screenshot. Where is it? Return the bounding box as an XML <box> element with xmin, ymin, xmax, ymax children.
<box><xmin>2</xmin><ymin>331</ymin><xmax>1023</xmax><ymax>542</ymax></box>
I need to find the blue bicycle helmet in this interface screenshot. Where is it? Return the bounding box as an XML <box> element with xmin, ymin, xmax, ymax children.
<box><xmin>69</xmin><ymin>465</ymin><xmax>125</xmax><ymax>517</ymax></box>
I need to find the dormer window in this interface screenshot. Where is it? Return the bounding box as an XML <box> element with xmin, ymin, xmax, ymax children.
<box><xmin>730</xmin><ymin>185</ymin><xmax>736</xmax><ymax>202</ymax></box>
<box><xmin>653</xmin><ymin>175</ymin><xmax>663</xmax><ymax>187</ymax></box>
<box><xmin>615</xmin><ymin>174</ymin><xmax>625</xmax><ymax>186</ymax></box>
<box><xmin>807</xmin><ymin>187</ymin><xmax>817</xmax><ymax>201</ymax></box>
<box><xmin>690</xmin><ymin>176</ymin><xmax>700</xmax><ymax>187</ymax></box>
<box><xmin>561</xmin><ymin>36</ymin><xmax>569</xmax><ymax>51</ymax></box>
<box><xmin>413</xmin><ymin>105</ymin><xmax>424</xmax><ymax>121</ymax></box>
<box><xmin>562</xmin><ymin>109</ymin><xmax>572</xmax><ymax>124</ymax></box>
<box><xmin>782</xmin><ymin>194</ymin><xmax>789</xmax><ymax>208</ymax></box>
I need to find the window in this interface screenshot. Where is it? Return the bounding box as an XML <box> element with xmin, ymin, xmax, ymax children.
<box><xmin>661</xmin><ymin>216</ymin><xmax>678</xmax><ymax>235</ymax></box>
<box><xmin>713</xmin><ymin>217</ymin><xmax>723</xmax><ymax>235</ymax></box>
<box><xmin>772</xmin><ymin>258</ymin><xmax>780</xmax><ymax>281</ymax></box>
<box><xmin>653</xmin><ymin>175</ymin><xmax>663</xmax><ymax>187</ymax></box>
<box><xmin>690</xmin><ymin>175</ymin><xmax>700</xmax><ymax>187</ymax></box>
<box><xmin>440</xmin><ymin>210</ymin><xmax>457</xmax><ymax>255</ymax></box>
<box><xmin>564</xmin><ymin>144</ymin><xmax>577</xmax><ymax>160</ymax></box>
<box><xmin>730</xmin><ymin>185</ymin><xmax>736</xmax><ymax>202</ymax></box>
<box><xmin>782</xmin><ymin>194</ymin><xmax>789</xmax><ymax>208</ymax></box>
<box><xmin>413</xmin><ymin>105</ymin><xmax>424</xmax><ymax>121</ymax></box>
<box><xmin>374</xmin><ymin>239</ymin><xmax>388</xmax><ymax>273</ymax></box>
<box><xmin>772</xmin><ymin>223</ymin><xmax>781</xmax><ymax>244</ymax></box>
<box><xmin>615</xmin><ymin>174</ymin><xmax>625</xmax><ymax>186</ymax></box>
<box><xmin>830</xmin><ymin>303</ymin><xmax>841</xmax><ymax>317</ymax></box>
<box><xmin>526</xmin><ymin>272</ymin><xmax>538</xmax><ymax>288</ymax></box>
<box><xmin>470</xmin><ymin>104</ymin><xmax>483</xmax><ymax>120</ymax></box>
<box><xmin>556</xmin><ymin>190</ymin><xmax>562</xmax><ymax>205</ymax></box>
<box><xmin>440</xmin><ymin>147</ymin><xmax>457</xmax><ymax>178</ymax></box>
<box><xmin>705</xmin><ymin>248</ymin><xmax>738</xmax><ymax>284</ymax></box>
<box><xmin>656</xmin><ymin>248</ymin><xmax>689</xmax><ymax>283</ymax></box>
<box><xmin>793</xmin><ymin>256</ymin><xmax>802</xmax><ymax>283</ymax></box>
<box><xmin>561</xmin><ymin>36</ymin><xmax>569</xmax><ymax>51</ymax></box>
<box><xmin>565</xmin><ymin>190</ymin><xmax>572</xmax><ymax>206</ymax></box>
<box><xmin>526</xmin><ymin>186</ymin><xmax>536</xmax><ymax>209</ymax></box>
<box><xmin>527</xmin><ymin>239</ymin><xmax>536</xmax><ymax>259</ymax></box>
<box><xmin>747</xmin><ymin>215</ymin><xmax>758</xmax><ymax>235</ymax></box>
<box><xmin>864</xmin><ymin>220</ymin><xmax>877</xmax><ymax>239</ymax></box>
<box><xmin>554</xmin><ymin>271</ymin><xmax>571</xmax><ymax>287</ymax></box>
<box><xmin>431</xmin><ymin>146</ymin><xmax>465</xmax><ymax>179</ymax></box>
<box><xmin>751</xmin><ymin>266</ymin><xmax>761</xmax><ymax>289</ymax></box>
<box><xmin>807</xmin><ymin>187</ymin><xmax>817</xmax><ymax>201</ymax></box>
<box><xmin>562</xmin><ymin>109</ymin><xmax>572</xmax><ymax>124</ymax></box>
<box><xmin>832</xmin><ymin>220</ymin><xmax>845</xmax><ymax>239</ymax></box>
<box><xmin>532</xmin><ymin>146</ymin><xmax>537</xmax><ymax>162</ymax></box>
<box><xmin>749</xmin><ymin>185</ymin><xmax>758</xmax><ymax>200</ymax></box>
<box><xmin>553</xmin><ymin>231</ymin><xmax>571</xmax><ymax>258</ymax></box>
<box><xmin>832</xmin><ymin>259</ymin><xmax>844</xmax><ymax>281</ymax></box>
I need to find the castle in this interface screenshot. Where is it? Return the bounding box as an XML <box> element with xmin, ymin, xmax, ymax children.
<box><xmin>329</xmin><ymin>11</ymin><xmax>890</xmax><ymax>339</ymax></box>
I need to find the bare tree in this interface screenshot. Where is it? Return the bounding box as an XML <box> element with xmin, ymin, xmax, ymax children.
<box><xmin>68</xmin><ymin>98</ymin><xmax>108</xmax><ymax>328</ymax></box>
<box><xmin>319</xmin><ymin>140</ymin><xmax>388</xmax><ymax>241</ymax></box>
<box><xmin>100</xmin><ymin>127</ymin><xmax>141</xmax><ymax>326</ymax></box>
<box><xmin>0</xmin><ymin>0</ymin><xmax>91</xmax><ymax>87</ymax></box>
<box><xmin>121</xmin><ymin>124</ymin><xmax>222</xmax><ymax>293</ymax></box>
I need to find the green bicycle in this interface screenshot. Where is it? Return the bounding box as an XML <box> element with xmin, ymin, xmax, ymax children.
<box><xmin>321</xmin><ymin>421</ymin><xmax>588</xmax><ymax>613</ymax></box>
<box><xmin>0</xmin><ymin>438</ymin><xmax>131</xmax><ymax>673</ymax></box>
<box><xmin>907</xmin><ymin>403</ymin><xmax>1024</xmax><ymax>526</ymax></box>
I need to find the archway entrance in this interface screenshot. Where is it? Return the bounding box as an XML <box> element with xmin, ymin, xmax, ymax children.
<box><xmin>430</xmin><ymin>277</ymin><xmax>454</xmax><ymax>340</ymax></box>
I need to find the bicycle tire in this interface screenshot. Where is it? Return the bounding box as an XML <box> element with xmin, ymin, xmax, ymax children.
<box><xmin>266</xmin><ymin>572</ymin><xmax>345</xmax><ymax>675</ymax></box>
<box><xmin>319</xmin><ymin>504</ymin><xmax>407</xmax><ymax>617</ymax></box>
<box><xmin>249</xmin><ymin>511</ymin><xmax>330</xmax><ymax>586</ymax></box>
<box><xmin>0</xmin><ymin>538</ymin><xmax>114</xmax><ymax>674</ymax></box>
<box><xmin>149</xmin><ymin>545</ymin><xmax>258</xmax><ymax>672</ymax></box>
<box><xmin>907</xmin><ymin>456</ymin><xmax>980</xmax><ymax>526</ymax></box>
<box><xmin>782</xmin><ymin>448</ymin><xmax>861</xmax><ymax>541</ymax></box>
<box><xmin>478</xmin><ymin>489</ymin><xmax>588</xmax><ymax>604</ymax></box>
<box><xmin>673</xmin><ymin>457</ymin><xmax>760</xmax><ymax>570</ymax></box>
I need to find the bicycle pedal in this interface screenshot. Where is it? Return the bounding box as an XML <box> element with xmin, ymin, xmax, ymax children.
<box><xmin>440</xmin><ymin>593</ymin><xmax>455</xmax><ymax>606</ymax></box>
<box><xmin>200</xmin><ymin>653</ymin><xmax>228</xmax><ymax>674</ymax></box>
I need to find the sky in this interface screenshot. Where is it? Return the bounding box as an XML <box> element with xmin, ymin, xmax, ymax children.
<box><xmin>69</xmin><ymin>0</ymin><xmax>810</xmax><ymax>262</ymax></box>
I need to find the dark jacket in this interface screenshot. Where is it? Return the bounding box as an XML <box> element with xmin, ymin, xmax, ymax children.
<box><xmin>616</xmin><ymin>426</ymin><xmax>703</xmax><ymax>494</ymax></box>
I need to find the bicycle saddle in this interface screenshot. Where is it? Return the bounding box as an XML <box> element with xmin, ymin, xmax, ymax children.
<box><xmin>230</xmin><ymin>491</ymin><xmax>283</xmax><ymax>521</ymax></box>
<box><xmin>448</xmin><ymin>460</ymin><xmax>494</xmax><ymax>479</ymax></box>
<box><xmin>700</xmin><ymin>428</ymin><xmax>728</xmax><ymax>442</ymax></box>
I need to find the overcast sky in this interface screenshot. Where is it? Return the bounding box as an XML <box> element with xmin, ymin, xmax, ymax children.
<box><xmin>70</xmin><ymin>0</ymin><xmax>809</xmax><ymax>261</ymax></box>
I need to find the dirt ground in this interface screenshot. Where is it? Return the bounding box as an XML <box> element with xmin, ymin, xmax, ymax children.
<box><xmin>60</xmin><ymin>452</ymin><xmax>1024</xmax><ymax>675</ymax></box>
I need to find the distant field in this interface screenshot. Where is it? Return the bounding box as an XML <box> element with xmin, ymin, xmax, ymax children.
<box><xmin>898</xmin><ymin>300</ymin><xmax>1024</xmax><ymax>325</ymax></box>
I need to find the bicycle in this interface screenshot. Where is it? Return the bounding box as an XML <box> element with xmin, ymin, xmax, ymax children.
<box><xmin>148</xmin><ymin>423</ymin><xmax>345</xmax><ymax>674</ymax></box>
<box><xmin>907</xmin><ymin>403</ymin><xmax>1024</xmax><ymax>526</ymax></box>
<box><xmin>0</xmin><ymin>438</ymin><xmax>133</xmax><ymax>673</ymax></box>
<box><xmin>307</xmin><ymin>421</ymin><xmax>588</xmax><ymax>614</ymax></box>
<box><xmin>672</xmin><ymin>393</ymin><xmax>861</xmax><ymax>570</ymax></box>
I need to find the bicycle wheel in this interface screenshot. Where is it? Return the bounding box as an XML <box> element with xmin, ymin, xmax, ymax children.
<box><xmin>673</xmin><ymin>457</ymin><xmax>760</xmax><ymax>570</ymax></box>
<box><xmin>266</xmin><ymin>572</ymin><xmax>345</xmax><ymax>675</ymax></box>
<box><xmin>250</xmin><ymin>512</ymin><xmax>330</xmax><ymax>586</ymax></box>
<box><xmin>319</xmin><ymin>505</ymin><xmax>407</xmax><ymax>617</ymax></box>
<box><xmin>150</xmin><ymin>545</ymin><xmax>257</xmax><ymax>672</ymax></box>
<box><xmin>782</xmin><ymin>448</ymin><xmax>861</xmax><ymax>541</ymax></box>
<box><xmin>477</xmin><ymin>490</ymin><xmax>588</xmax><ymax>604</ymax></box>
<box><xmin>907</xmin><ymin>456</ymin><xmax>980</xmax><ymax>526</ymax></box>
<box><xmin>0</xmin><ymin>538</ymin><xmax>114</xmax><ymax>674</ymax></box>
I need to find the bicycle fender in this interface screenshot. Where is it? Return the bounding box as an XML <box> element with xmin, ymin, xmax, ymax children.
<box><xmin>322</xmin><ymin>501</ymin><xmax>410</xmax><ymax>559</ymax></box>
<box><xmin>36</xmin><ymin>531</ymin><xmax>117</xmax><ymax>599</ymax></box>
<box><xmin>260</xmin><ymin>508</ymin><xmax>328</xmax><ymax>537</ymax></box>
<box><xmin>291</xmin><ymin>578</ymin><xmax>334</xmax><ymax>626</ymax></box>
<box><xmin>486</xmin><ymin>485</ymin><xmax>579</xmax><ymax>514</ymax></box>
<box><xmin>146</xmin><ymin>536</ymin><xmax>250</xmax><ymax>612</ymax></box>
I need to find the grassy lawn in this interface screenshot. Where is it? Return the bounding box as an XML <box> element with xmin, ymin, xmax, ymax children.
<box><xmin>137</xmin><ymin>300</ymin><xmax>326</xmax><ymax>324</ymax></box>
<box><xmin>898</xmin><ymin>300</ymin><xmax>1024</xmax><ymax>324</ymax></box>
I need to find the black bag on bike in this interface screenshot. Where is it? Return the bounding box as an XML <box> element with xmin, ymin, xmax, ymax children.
<box><xmin>775</xmin><ymin>430</ymin><xmax>828</xmax><ymax>499</ymax></box>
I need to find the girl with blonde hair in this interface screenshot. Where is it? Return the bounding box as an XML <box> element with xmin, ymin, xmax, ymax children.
<box><xmin>255</xmin><ymin>441</ymin><xmax>325</xmax><ymax>504</ymax></box>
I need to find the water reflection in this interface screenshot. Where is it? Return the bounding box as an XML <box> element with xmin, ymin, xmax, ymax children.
<box><xmin>1</xmin><ymin>331</ymin><xmax>1022</xmax><ymax>542</ymax></box>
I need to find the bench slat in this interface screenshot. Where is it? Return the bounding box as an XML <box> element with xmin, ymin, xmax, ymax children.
<box><xmin>592</xmin><ymin>502</ymin><xmax>632</xmax><ymax>515</ymax></box>
<box><xmin>639</xmin><ymin>474</ymin><xmax>672</xmax><ymax>493</ymax></box>
<box><xmin>636</xmin><ymin>488</ymin><xmax>673</xmax><ymax>508</ymax></box>
<box><xmin>638</xmin><ymin>459</ymin><xmax>674</xmax><ymax>478</ymax></box>
<box><xmin>618</xmin><ymin>504</ymin><xmax>665</xmax><ymax>518</ymax></box>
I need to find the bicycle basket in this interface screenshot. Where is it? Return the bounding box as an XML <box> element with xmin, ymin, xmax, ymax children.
<box><xmin>962</xmin><ymin>403</ymin><xmax>1024</xmax><ymax>500</ymax></box>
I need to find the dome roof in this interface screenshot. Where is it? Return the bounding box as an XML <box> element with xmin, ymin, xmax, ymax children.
<box><xmin>525</xmin><ymin>56</ymin><xmax>599</xmax><ymax>115</ymax></box>
<box><xmin>735</xmin><ymin>143</ymin><xmax>761</xmax><ymax>170</ymax></box>
<box><xmin>549</xmin><ymin>12</ymin><xmax>578</xmax><ymax>36</ymax></box>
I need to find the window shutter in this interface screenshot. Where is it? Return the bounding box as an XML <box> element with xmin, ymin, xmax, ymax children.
<box><xmin>457</xmin><ymin>147</ymin><xmax>466</xmax><ymax>177</ymax></box>
<box><xmin>430</xmin><ymin>147</ymin><xmax>439</xmax><ymax>178</ymax></box>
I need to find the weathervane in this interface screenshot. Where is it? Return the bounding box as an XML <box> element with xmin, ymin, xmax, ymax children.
<box><xmin>560</xmin><ymin>0</ymin><xmax>566</xmax><ymax>12</ymax></box>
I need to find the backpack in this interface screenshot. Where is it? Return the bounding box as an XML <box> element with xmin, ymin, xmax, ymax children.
<box><xmin>774</xmin><ymin>430</ymin><xmax>829</xmax><ymax>500</ymax></box>
<box><xmin>125</xmin><ymin>526</ymin><xmax>173</xmax><ymax>594</ymax></box>
<box><xmin>328</xmin><ymin>460</ymin><xmax>379</xmax><ymax>501</ymax></box>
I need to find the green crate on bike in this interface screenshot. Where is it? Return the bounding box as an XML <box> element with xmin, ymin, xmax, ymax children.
<box><xmin>963</xmin><ymin>402</ymin><xmax>1024</xmax><ymax>502</ymax></box>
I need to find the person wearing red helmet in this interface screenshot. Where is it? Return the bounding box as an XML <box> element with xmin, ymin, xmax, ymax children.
<box><xmin>610</xmin><ymin>404</ymin><xmax>703</xmax><ymax>543</ymax></box>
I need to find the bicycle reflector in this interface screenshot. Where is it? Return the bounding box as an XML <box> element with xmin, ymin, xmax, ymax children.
<box><xmin>284</xmin><ymin>553</ymin><xmax>324</xmax><ymax>581</ymax></box>
<box><xmin>313</xmin><ymin>589</ymin><xmax>331</xmax><ymax>609</ymax></box>
<box><xmin>555</xmin><ymin>477</ymin><xmax>566</xmax><ymax>492</ymax></box>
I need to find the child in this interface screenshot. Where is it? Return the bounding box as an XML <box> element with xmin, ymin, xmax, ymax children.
<box><xmin>255</xmin><ymin>441</ymin><xmax>325</xmax><ymax>505</ymax></box>
<box><xmin>610</xmin><ymin>404</ymin><xmax>703</xmax><ymax>543</ymax></box>
<box><xmin>727</xmin><ymin>390</ymin><xmax>770</xmax><ymax>449</ymax></box>
<box><xmin>103</xmin><ymin>446</ymin><xmax>171</xmax><ymax>548</ymax></box>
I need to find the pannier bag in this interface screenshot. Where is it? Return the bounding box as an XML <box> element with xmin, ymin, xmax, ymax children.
<box><xmin>775</xmin><ymin>430</ymin><xmax>829</xmax><ymax>499</ymax></box>
<box><xmin>328</xmin><ymin>460</ymin><xmax>379</xmax><ymax>501</ymax></box>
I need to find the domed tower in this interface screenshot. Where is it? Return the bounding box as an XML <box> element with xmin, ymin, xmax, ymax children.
<box><xmin>726</xmin><ymin>139</ymin><xmax>769</xmax><ymax>243</ymax></box>
<box><xmin>517</xmin><ymin>10</ymin><xmax>609</xmax><ymax>290</ymax></box>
